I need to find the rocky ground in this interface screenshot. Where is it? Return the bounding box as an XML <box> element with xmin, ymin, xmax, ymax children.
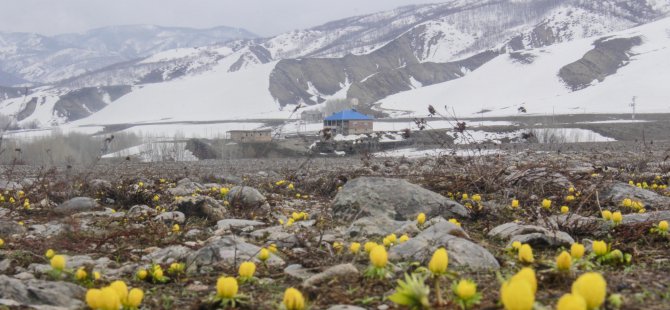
<box><xmin>1</xmin><ymin>142</ymin><xmax>670</xmax><ymax>309</ymax></box>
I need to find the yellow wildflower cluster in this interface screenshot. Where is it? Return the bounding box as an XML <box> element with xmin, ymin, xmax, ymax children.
<box><xmin>85</xmin><ymin>281</ymin><xmax>144</xmax><ymax>310</ymax></box>
<box><xmin>621</xmin><ymin>198</ymin><xmax>644</xmax><ymax>212</ymax></box>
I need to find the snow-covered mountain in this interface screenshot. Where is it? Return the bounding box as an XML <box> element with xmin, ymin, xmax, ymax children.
<box><xmin>2</xmin><ymin>0</ymin><xmax>670</xmax><ymax>129</ymax></box>
<box><xmin>0</xmin><ymin>25</ymin><xmax>257</xmax><ymax>84</ymax></box>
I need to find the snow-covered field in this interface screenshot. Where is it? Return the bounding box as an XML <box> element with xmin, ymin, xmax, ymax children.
<box><xmin>373</xmin><ymin>148</ymin><xmax>503</xmax><ymax>158</ymax></box>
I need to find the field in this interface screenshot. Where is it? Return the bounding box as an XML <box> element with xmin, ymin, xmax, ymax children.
<box><xmin>1</xmin><ymin>138</ymin><xmax>670</xmax><ymax>310</ymax></box>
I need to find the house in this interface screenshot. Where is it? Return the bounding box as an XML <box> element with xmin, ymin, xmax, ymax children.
<box><xmin>323</xmin><ymin>109</ymin><xmax>373</xmax><ymax>135</ymax></box>
<box><xmin>228</xmin><ymin>130</ymin><xmax>272</xmax><ymax>143</ymax></box>
<box><xmin>301</xmin><ymin>110</ymin><xmax>324</xmax><ymax>123</ymax></box>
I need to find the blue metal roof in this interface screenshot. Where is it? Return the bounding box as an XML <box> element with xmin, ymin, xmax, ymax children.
<box><xmin>324</xmin><ymin>109</ymin><xmax>373</xmax><ymax>121</ymax></box>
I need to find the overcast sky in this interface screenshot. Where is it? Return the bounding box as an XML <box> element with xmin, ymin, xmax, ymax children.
<box><xmin>0</xmin><ymin>0</ymin><xmax>441</xmax><ymax>37</ymax></box>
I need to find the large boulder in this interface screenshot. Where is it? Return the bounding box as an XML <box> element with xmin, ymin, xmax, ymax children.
<box><xmin>167</xmin><ymin>178</ymin><xmax>204</xmax><ymax>196</ymax></box>
<box><xmin>0</xmin><ymin>220</ymin><xmax>26</xmax><ymax>236</ymax></box>
<box><xmin>488</xmin><ymin>222</ymin><xmax>574</xmax><ymax>248</ymax></box>
<box><xmin>143</xmin><ymin>245</ymin><xmax>193</xmax><ymax>264</ymax></box>
<box><xmin>187</xmin><ymin>236</ymin><xmax>284</xmax><ymax>269</ymax></box>
<box><xmin>332</xmin><ymin>177</ymin><xmax>469</xmax><ymax>222</ymax></box>
<box><xmin>226</xmin><ymin>186</ymin><xmax>266</xmax><ymax>208</ymax></box>
<box><xmin>0</xmin><ymin>275</ymin><xmax>85</xmax><ymax>309</ymax></box>
<box><xmin>54</xmin><ymin>197</ymin><xmax>100</xmax><ymax>215</ymax></box>
<box><xmin>389</xmin><ymin>221</ymin><xmax>499</xmax><ymax>270</ymax></box>
<box><xmin>174</xmin><ymin>196</ymin><xmax>226</xmax><ymax>223</ymax></box>
<box><xmin>602</xmin><ymin>182</ymin><xmax>670</xmax><ymax>209</ymax></box>
<box><xmin>504</xmin><ymin>167</ymin><xmax>572</xmax><ymax>191</ymax></box>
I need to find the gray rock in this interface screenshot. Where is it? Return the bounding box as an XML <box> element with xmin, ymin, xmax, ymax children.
<box><xmin>0</xmin><ymin>180</ymin><xmax>22</xmax><ymax>190</ymax></box>
<box><xmin>504</xmin><ymin>167</ymin><xmax>572</xmax><ymax>191</ymax></box>
<box><xmin>27</xmin><ymin>222</ymin><xmax>65</xmax><ymax>237</ymax></box>
<box><xmin>332</xmin><ymin>177</ymin><xmax>469</xmax><ymax>222</ymax></box>
<box><xmin>489</xmin><ymin>222</ymin><xmax>574</xmax><ymax>248</ymax></box>
<box><xmin>0</xmin><ymin>275</ymin><xmax>85</xmax><ymax>309</ymax></box>
<box><xmin>303</xmin><ymin>263</ymin><xmax>359</xmax><ymax>288</ymax></box>
<box><xmin>327</xmin><ymin>306</ymin><xmax>367</xmax><ymax>310</ymax></box>
<box><xmin>623</xmin><ymin>211</ymin><xmax>670</xmax><ymax>224</ymax></box>
<box><xmin>389</xmin><ymin>221</ymin><xmax>499</xmax><ymax>270</ymax></box>
<box><xmin>217</xmin><ymin>219</ymin><xmax>266</xmax><ymax>230</ymax></box>
<box><xmin>0</xmin><ymin>220</ymin><xmax>26</xmax><ymax>235</ymax></box>
<box><xmin>143</xmin><ymin>245</ymin><xmax>193</xmax><ymax>264</ymax></box>
<box><xmin>154</xmin><ymin>211</ymin><xmax>186</xmax><ymax>224</ymax></box>
<box><xmin>184</xmin><ymin>229</ymin><xmax>203</xmax><ymax>238</ymax></box>
<box><xmin>174</xmin><ymin>196</ymin><xmax>226</xmax><ymax>223</ymax></box>
<box><xmin>602</xmin><ymin>182</ymin><xmax>670</xmax><ymax>209</ymax></box>
<box><xmin>227</xmin><ymin>186</ymin><xmax>266</xmax><ymax>208</ymax></box>
<box><xmin>251</xmin><ymin>226</ymin><xmax>299</xmax><ymax>248</ymax></box>
<box><xmin>213</xmin><ymin>173</ymin><xmax>242</xmax><ymax>184</ymax></box>
<box><xmin>54</xmin><ymin>197</ymin><xmax>100</xmax><ymax>215</ymax></box>
<box><xmin>127</xmin><ymin>205</ymin><xmax>156</xmax><ymax>217</ymax></box>
<box><xmin>89</xmin><ymin>179</ymin><xmax>112</xmax><ymax>191</ymax></box>
<box><xmin>0</xmin><ymin>259</ymin><xmax>12</xmax><ymax>273</ymax></box>
<box><xmin>187</xmin><ymin>236</ymin><xmax>284</xmax><ymax>269</ymax></box>
<box><xmin>167</xmin><ymin>178</ymin><xmax>204</xmax><ymax>196</ymax></box>
<box><xmin>284</xmin><ymin>264</ymin><xmax>315</xmax><ymax>280</ymax></box>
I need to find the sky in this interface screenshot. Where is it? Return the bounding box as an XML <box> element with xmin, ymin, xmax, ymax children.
<box><xmin>0</xmin><ymin>0</ymin><xmax>441</xmax><ymax>37</ymax></box>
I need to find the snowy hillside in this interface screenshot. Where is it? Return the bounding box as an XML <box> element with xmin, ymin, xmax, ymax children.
<box><xmin>0</xmin><ymin>25</ymin><xmax>257</xmax><ymax>84</ymax></box>
<box><xmin>2</xmin><ymin>0</ymin><xmax>670</xmax><ymax>130</ymax></box>
<box><xmin>377</xmin><ymin>16</ymin><xmax>670</xmax><ymax>117</ymax></box>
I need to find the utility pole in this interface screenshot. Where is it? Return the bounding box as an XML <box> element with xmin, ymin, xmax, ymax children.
<box><xmin>630</xmin><ymin>96</ymin><xmax>637</xmax><ymax>120</ymax></box>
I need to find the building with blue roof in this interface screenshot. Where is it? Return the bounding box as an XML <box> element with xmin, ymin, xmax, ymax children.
<box><xmin>323</xmin><ymin>109</ymin><xmax>373</xmax><ymax>135</ymax></box>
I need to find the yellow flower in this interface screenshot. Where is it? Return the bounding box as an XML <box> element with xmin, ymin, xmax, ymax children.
<box><xmin>472</xmin><ymin>194</ymin><xmax>482</xmax><ymax>202</ymax></box>
<box><xmin>592</xmin><ymin>241</ymin><xmax>608</xmax><ymax>256</ymax></box>
<box><xmin>561</xmin><ymin>206</ymin><xmax>569</xmax><ymax>214</ymax></box>
<box><xmin>93</xmin><ymin>271</ymin><xmax>101</xmax><ymax>280</ymax></box>
<box><xmin>153</xmin><ymin>194</ymin><xmax>160</xmax><ymax>201</ymax></box>
<box><xmin>0</xmin><ymin>238</ymin><xmax>4</xmax><ymax>248</ymax></box>
<box><xmin>364</xmin><ymin>241</ymin><xmax>378</xmax><ymax>253</ymax></box>
<box><xmin>283</xmin><ymin>287</ymin><xmax>306</xmax><ymax>310</ymax></box>
<box><xmin>556</xmin><ymin>293</ymin><xmax>587</xmax><ymax>310</ymax></box>
<box><xmin>382</xmin><ymin>236</ymin><xmax>392</xmax><ymax>247</ymax></box>
<box><xmin>370</xmin><ymin>245</ymin><xmax>388</xmax><ymax>268</ymax></box>
<box><xmin>137</xmin><ymin>269</ymin><xmax>148</xmax><ymax>280</ymax></box>
<box><xmin>238</xmin><ymin>261</ymin><xmax>256</xmax><ymax>279</ymax></box>
<box><xmin>268</xmin><ymin>243</ymin><xmax>278</xmax><ymax>253</ymax></box>
<box><xmin>512</xmin><ymin>268</ymin><xmax>537</xmax><ymax>294</ymax></box>
<box><xmin>287</xmin><ymin>183</ymin><xmax>295</xmax><ymax>190</ymax></box>
<box><xmin>455</xmin><ymin>279</ymin><xmax>477</xmax><ymax>300</ymax></box>
<box><xmin>571</xmin><ymin>243</ymin><xmax>585</xmax><ymax>259</ymax></box>
<box><xmin>333</xmin><ymin>241</ymin><xmax>344</xmax><ymax>253</ymax></box>
<box><xmin>45</xmin><ymin>249</ymin><xmax>55</xmax><ymax>259</ymax></box>
<box><xmin>428</xmin><ymin>248</ymin><xmax>448</xmax><ymax>275</ymax></box>
<box><xmin>349</xmin><ymin>242</ymin><xmax>361</xmax><ymax>254</ymax></box>
<box><xmin>100</xmin><ymin>286</ymin><xmax>121</xmax><ymax>310</ymax></box>
<box><xmin>659</xmin><ymin>220</ymin><xmax>669</xmax><ymax>232</ymax></box>
<box><xmin>153</xmin><ymin>267</ymin><xmax>164</xmax><ymax>280</ymax></box>
<box><xmin>500</xmin><ymin>277</ymin><xmax>535</xmax><ymax>310</ymax></box>
<box><xmin>258</xmin><ymin>248</ymin><xmax>271</xmax><ymax>262</ymax></box>
<box><xmin>110</xmin><ymin>280</ymin><xmax>128</xmax><ymax>300</ymax></box>
<box><xmin>85</xmin><ymin>289</ymin><xmax>103</xmax><ymax>309</ymax></box>
<box><xmin>125</xmin><ymin>288</ymin><xmax>144</xmax><ymax>308</ymax></box>
<box><xmin>216</xmin><ymin>277</ymin><xmax>238</xmax><ymax>299</ymax></box>
<box><xmin>518</xmin><ymin>244</ymin><xmax>534</xmax><ymax>263</ymax></box>
<box><xmin>417</xmin><ymin>213</ymin><xmax>426</xmax><ymax>225</ymax></box>
<box><xmin>569</xmin><ymin>186</ymin><xmax>576</xmax><ymax>193</ymax></box>
<box><xmin>75</xmin><ymin>267</ymin><xmax>87</xmax><ymax>280</ymax></box>
<box><xmin>399</xmin><ymin>234</ymin><xmax>409</xmax><ymax>243</ymax></box>
<box><xmin>172</xmin><ymin>224</ymin><xmax>180</xmax><ymax>233</ymax></box>
<box><xmin>556</xmin><ymin>251</ymin><xmax>572</xmax><ymax>271</ymax></box>
<box><xmin>601</xmin><ymin>210</ymin><xmax>612</xmax><ymax>220</ymax></box>
<box><xmin>611</xmin><ymin>211</ymin><xmax>622</xmax><ymax>224</ymax></box>
<box><xmin>511</xmin><ymin>199</ymin><xmax>520</xmax><ymax>208</ymax></box>
<box><xmin>168</xmin><ymin>262</ymin><xmax>185</xmax><ymax>274</ymax></box>
<box><xmin>462</xmin><ymin>193</ymin><xmax>469</xmax><ymax>200</ymax></box>
<box><xmin>387</xmin><ymin>233</ymin><xmax>397</xmax><ymax>244</ymax></box>
<box><xmin>512</xmin><ymin>241</ymin><xmax>522</xmax><ymax>250</ymax></box>
<box><xmin>9</xmin><ymin>197</ymin><xmax>15</xmax><ymax>203</ymax></box>
<box><xmin>448</xmin><ymin>218</ymin><xmax>462</xmax><ymax>227</ymax></box>
<box><xmin>565</xmin><ymin>195</ymin><xmax>575</xmax><ymax>202</ymax></box>
<box><xmin>541</xmin><ymin>199</ymin><xmax>552</xmax><ymax>209</ymax></box>
<box><xmin>622</xmin><ymin>198</ymin><xmax>632</xmax><ymax>208</ymax></box>
<box><xmin>572</xmin><ymin>272</ymin><xmax>607</xmax><ymax>310</ymax></box>
<box><xmin>286</xmin><ymin>218</ymin><xmax>295</xmax><ymax>227</ymax></box>
<box><xmin>50</xmin><ymin>255</ymin><xmax>66</xmax><ymax>271</ymax></box>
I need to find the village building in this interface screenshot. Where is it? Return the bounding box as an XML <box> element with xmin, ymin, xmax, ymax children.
<box><xmin>300</xmin><ymin>110</ymin><xmax>324</xmax><ymax>123</ymax></box>
<box><xmin>323</xmin><ymin>109</ymin><xmax>373</xmax><ymax>135</ymax></box>
<box><xmin>228</xmin><ymin>130</ymin><xmax>272</xmax><ymax>142</ymax></box>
